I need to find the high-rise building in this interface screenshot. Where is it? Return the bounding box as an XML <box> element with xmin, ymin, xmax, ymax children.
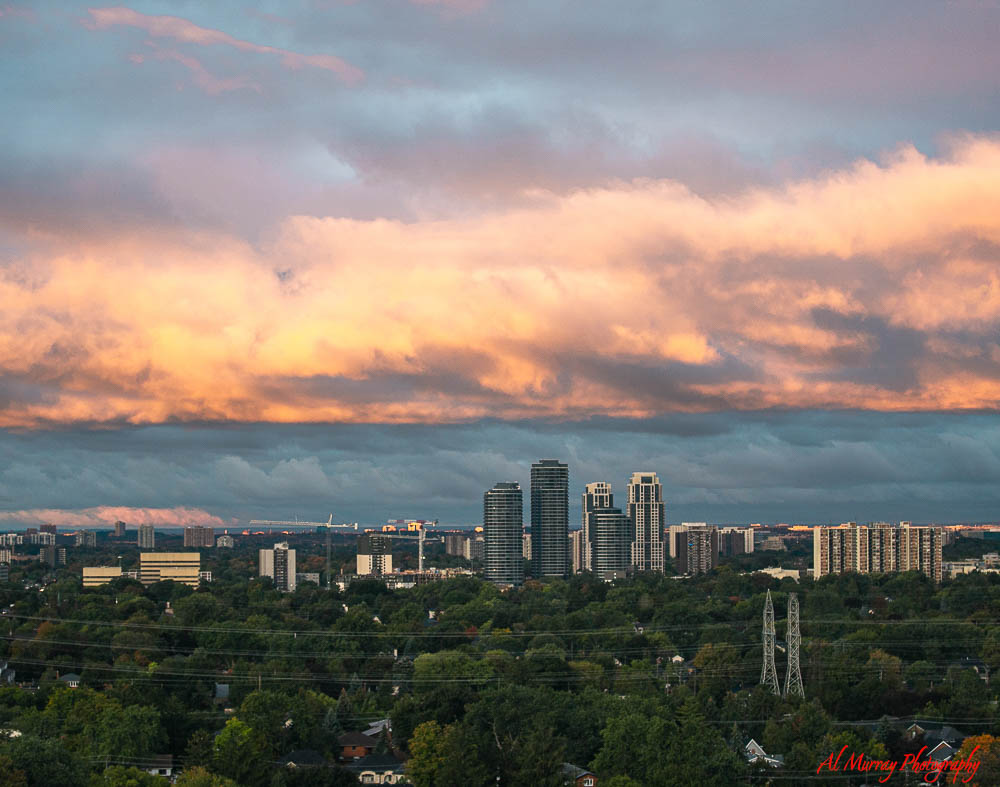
<box><xmin>0</xmin><ymin>548</ymin><xmax>11</xmax><ymax>564</ymax></box>
<box><xmin>40</xmin><ymin>524</ymin><xmax>57</xmax><ymax>535</ymax></box>
<box><xmin>814</xmin><ymin>522</ymin><xmax>943</xmax><ymax>583</ymax></box>
<box><xmin>531</xmin><ymin>460</ymin><xmax>569</xmax><ymax>578</ymax></box>
<box><xmin>582</xmin><ymin>482</ymin><xmax>613</xmax><ymax>572</ymax></box>
<box><xmin>674</xmin><ymin>525</ymin><xmax>718</xmax><ymax>575</ymax></box>
<box><xmin>138</xmin><ymin>524</ymin><xmax>155</xmax><ymax>549</ymax></box>
<box><xmin>569</xmin><ymin>530</ymin><xmax>586</xmax><ymax>574</ymax></box>
<box><xmin>444</xmin><ymin>533</ymin><xmax>469</xmax><ymax>557</ymax></box>
<box><xmin>259</xmin><ymin>542</ymin><xmax>297</xmax><ymax>591</ymax></box>
<box><xmin>216</xmin><ymin>535</ymin><xmax>234</xmax><ymax>548</ymax></box>
<box><xmin>628</xmin><ymin>472</ymin><xmax>665</xmax><ymax>573</ymax></box>
<box><xmin>140</xmin><ymin>552</ymin><xmax>201</xmax><ymax>587</ymax></box>
<box><xmin>464</xmin><ymin>534</ymin><xmax>485</xmax><ymax>562</ymax></box>
<box><xmin>114</xmin><ymin>520</ymin><xmax>127</xmax><ymax>538</ymax></box>
<box><xmin>183</xmin><ymin>526</ymin><xmax>215</xmax><ymax>548</ymax></box>
<box><xmin>484</xmin><ymin>482</ymin><xmax>524</xmax><ymax>587</ymax></box>
<box><xmin>719</xmin><ymin>527</ymin><xmax>755</xmax><ymax>556</ymax></box>
<box><xmin>522</xmin><ymin>532</ymin><xmax>531</xmax><ymax>561</ymax></box>
<box><xmin>589</xmin><ymin>507</ymin><xmax>631</xmax><ymax>577</ymax></box>
<box><xmin>357</xmin><ymin>535</ymin><xmax>392</xmax><ymax>576</ymax></box>
<box><xmin>40</xmin><ymin>545</ymin><xmax>67</xmax><ymax>568</ymax></box>
<box><xmin>74</xmin><ymin>530</ymin><xmax>97</xmax><ymax>547</ymax></box>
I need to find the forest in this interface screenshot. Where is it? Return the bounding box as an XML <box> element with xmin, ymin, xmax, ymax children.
<box><xmin>2</xmin><ymin>537</ymin><xmax>1000</xmax><ymax>785</ymax></box>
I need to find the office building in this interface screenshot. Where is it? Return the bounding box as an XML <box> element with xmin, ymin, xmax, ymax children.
<box><xmin>138</xmin><ymin>524</ymin><xmax>155</xmax><ymax>549</ymax></box>
<box><xmin>628</xmin><ymin>472</ymin><xmax>665</xmax><ymax>573</ymax></box>
<box><xmin>356</xmin><ymin>534</ymin><xmax>392</xmax><ymax>577</ymax></box>
<box><xmin>183</xmin><ymin>526</ymin><xmax>215</xmax><ymax>548</ymax></box>
<box><xmin>74</xmin><ymin>530</ymin><xmax>97</xmax><ymax>548</ymax></box>
<box><xmin>582</xmin><ymin>482</ymin><xmax>613</xmax><ymax>572</ymax></box>
<box><xmin>814</xmin><ymin>522</ymin><xmax>943</xmax><ymax>583</ymax></box>
<box><xmin>140</xmin><ymin>553</ymin><xmax>201</xmax><ymax>587</ymax></box>
<box><xmin>216</xmin><ymin>535</ymin><xmax>234</xmax><ymax>548</ymax></box>
<box><xmin>114</xmin><ymin>520</ymin><xmax>127</xmax><ymax>538</ymax></box>
<box><xmin>674</xmin><ymin>525</ymin><xmax>718</xmax><ymax>575</ymax></box>
<box><xmin>296</xmin><ymin>572</ymin><xmax>321</xmax><ymax>586</ymax></box>
<box><xmin>83</xmin><ymin>566</ymin><xmax>134</xmax><ymax>587</ymax></box>
<box><xmin>484</xmin><ymin>482</ymin><xmax>524</xmax><ymax>587</ymax></box>
<box><xmin>259</xmin><ymin>542</ymin><xmax>297</xmax><ymax>591</ymax></box>
<box><xmin>569</xmin><ymin>530</ymin><xmax>586</xmax><ymax>574</ymax></box>
<box><xmin>531</xmin><ymin>459</ymin><xmax>569</xmax><ymax>577</ymax></box>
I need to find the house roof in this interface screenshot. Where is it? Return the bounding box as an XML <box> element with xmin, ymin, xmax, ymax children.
<box><xmin>363</xmin><ymin>718</ymin><xmax>391</xmax><ymax>736</ymax></box>
<box><xmin>143</xmin><ymin>755</ymin><xmax>174</xmax><ymax>769</ymax></box>
<box><xmin>280</xmin><ymin>749</ymin><xmax>328</xmax><ymax>767</ymax></box>
<box><xmin>562</xmin><ymin>762</ymin><xmax>595</xmax><ymax>779</ymax></box>
<box><xmin>344</xmin><ymin>754</ymin><xmax>406</xmax><ymax>773</ymax></box>
<box><xmin>928</xmin><ymin>741</ymin><xmax>958</xmax><ymax>762</ymax></box>
<box><xmin>338</xmin><ymin>731</ymin><xmax>377</xmax><ymax>748</ymax></box>
<box><xmin>907</xmin><ymin>722</ymin><xmax>967</xmax><ymax>744</ymax></box>
<box><xmin>58</xmin><ymin>673</ymin><xmax>81</xmax><ymax>682</ymax></box>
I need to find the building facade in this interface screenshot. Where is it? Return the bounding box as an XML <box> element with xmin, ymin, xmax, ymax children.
<box><xmin>582</xmin><ymin>481</ymin><xmax>613</xmax><ymax>572</ymax></box>
<box><xmin>569</xmin><ymin>530</ymin><xmax>586</xmax><ymax>574</ymax></box>
<box><xmin>139</xmin><ymin>553</ymin><xmax>201</xmax><ymax>587</ymax></box>
<box><xmin>216</xmin><ymin>535</ymin><xmax>234</xmax><ymax>548</ymax></box>
<box><xmin>589</xmin><ymin>507</ymin><xmax>631</xmax><ymax>577</ymax></box>
<box><xmin>183</xmin><ymin>526</ymin><xmax>215</xmax><ymax>548</ymax></box>
<box><xmin>357</xmin><ymin>535</ymin><xmax>392</xmax><ymax>577</ymax></box>
<box><xmin>813</xmin><ymin>522</ymin><xmax>944</xmax><ymax>583</ymax></box>
<box><xmin>74</xmin><ymin>530</ymin><xmax>97</xmax><ymax>547</ymax></box>
<box><xmin>484</xmin><ymin>482</ymin><xmax>524</xmax><ymax>587</ymax></box>
<box><xmin>260</xmin><ymin>542</ymin><xmax>297</xmax><ymax>591</ymax></box>
<box><xmin>114</xmin><ymin>520</ymin><xmax>127</xmax><ymax>538</ymax></box>
<box><xmin>674</xmin><ymin>525</ymin><xmax>719</xmax><ymax>575</ymax></box>
<box><xmin>628</xmin><ymin>472</ymin><xmax>665</xmax><ymax>572</ymax></box>
<box><xmin>531</xmin><ymin>459</ymin><xmax>569</xmax><ymax>577</ymax></box>
<box><xmin>138</xmin><ymin>524</ymin><xmax>155</xmax><ymax>549</ymax></box>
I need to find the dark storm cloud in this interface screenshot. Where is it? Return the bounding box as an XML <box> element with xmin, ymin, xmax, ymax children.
<box><xmin>3</xmin><ymin>412</ymin><xmax>1000</xmax><ymax>526</ymax></box>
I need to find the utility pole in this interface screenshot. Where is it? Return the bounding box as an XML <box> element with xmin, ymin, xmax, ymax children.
<box><xmin>784</xmin><ymin>592</ymin><xmax>805</xmax><ymax>698</ymax></box>
<box><xmin>761</xmin><ymin>589</ymin><xmax>779</xmax><ymax>695</ymax></box>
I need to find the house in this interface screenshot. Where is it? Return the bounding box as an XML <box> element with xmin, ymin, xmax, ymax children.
<box><xmin>338</xmin><ymin>730</ymin><xmax>377</xmax><ymax>761</ymax></box>
<box><xmin>344</xmin><ymin>753</ymin><xmax>409</xmax><ymax>784</ymax></box>
<box><xmin>280</xmin><ymin>750</ymin><xmax>328</xmax><ymax>769</ymax></box>
<box><xmin>744</xmin><ymin>739</ymin><xmax>784</xmax><ymax>768</ymax></box>
<box><xmin>142</xmin><ymin>755</ymin><xmax>174</xmax><ymax>779</ymax></box>
<box><xmin>905</xmin><ymin>722</ymin><xmax>967</xmax><ymax>748</ymax></box>
<box><xmin>562</xmin><ymin>762</ymin><xmax>597</xmax><ymax>786</ymax></box>
<box><xmin>952</xmin><ymin>657</ymin><xmax>990</xmax><ymax>684</ymax></box>
<box><xmin>928</xmin><ymin>741</ymin><xmax>958</xmax><ymax>762</ymax></box>
<box><xmin>58</xmin><ymin>673</ymin><xmax>81</xmax><ymax>689</ymax></box>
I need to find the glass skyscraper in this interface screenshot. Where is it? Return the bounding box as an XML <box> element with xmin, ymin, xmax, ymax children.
<box><xmin>531</xmin><ymin>459</ymin><xmax>569</xmax><ymax>577</ymax></box>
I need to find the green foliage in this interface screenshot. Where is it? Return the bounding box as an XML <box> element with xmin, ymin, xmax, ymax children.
<box><xmin>87</xmin><ymin>766</ymin><xmax>169</xmax><ymax>787</ymax></box>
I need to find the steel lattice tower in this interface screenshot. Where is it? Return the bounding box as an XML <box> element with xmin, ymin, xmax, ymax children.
<box><xmin>761</xmin><ymin>589</ymin><xmax>779</xmax><ymax>695</ymax></box>
<box><xmin>784</xmin><ymin>592</ymin><xmax>805</xmax><ymax>698</ymax></box>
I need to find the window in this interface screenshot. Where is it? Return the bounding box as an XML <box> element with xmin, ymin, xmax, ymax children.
<box><xmin>362</xmin><ymin>776</ymin><xmax>374</xmax><ymax>784</ymax></box>
<box><xmin>583</xmin><ymin>779</ymin><xmax>594</xmax><ymax>786</ymax></box>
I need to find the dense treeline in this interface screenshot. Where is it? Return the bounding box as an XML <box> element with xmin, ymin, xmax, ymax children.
<box><xmin>2</xmin><ymin>542</ymin><xmax>1000</xmax><ymax>785</ymax></box>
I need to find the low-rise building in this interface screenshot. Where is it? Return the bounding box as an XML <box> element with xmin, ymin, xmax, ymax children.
<box><xmin>139</xmin><ymin>553</ymin><xmax>201</xmax><ymax>587</ymax></box>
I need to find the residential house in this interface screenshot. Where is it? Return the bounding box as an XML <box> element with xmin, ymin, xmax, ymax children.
<box><xmin>58</xmin><ymin>673</ymin><xmax>81</xmax><ymax>689</ymax></box>
<box><xmin>280</xmin><ymin>750</ymin><xmax>328</xmax><ymax>769</ymax></box>
<box><xmin>562</xmin><ymin>762</ymin><xmax>597</xmax><ymax>786</ymax></box>
<box><xmin>142</xmin><ymin>755</ymin><xmax>174</xmax><ymax>779</ymax></box>
<box><xmin>744</xmin><ymin>739</ymin><xmax>784</xmax><ymax>768</ymax></box>
<box><xmin>338</xmin><ymin>731</ymin><xmax>377</xmax><ymax>761</ymax></box>
<box><xmin>345</xmin><ymin>753</ymin><xmax>409</xmax><ymax>784</ymax></box>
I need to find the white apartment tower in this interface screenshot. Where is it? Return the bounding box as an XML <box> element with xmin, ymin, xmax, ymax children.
<box><xmin>628</xmin><ymin>472</ymin><xmax>665</xmax><ymax>573</ymax></box>
<box><xmin>259</xmin><ymin>542</ymin><xmax>297</xmax><ymax>592</ymax></box>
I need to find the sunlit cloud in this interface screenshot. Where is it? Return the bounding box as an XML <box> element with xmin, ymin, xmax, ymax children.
<box><xmin>3</xmin><ymin>135</ymin><xmax>1000</xmax><ymax>427</ymax></box>
<box><xmin>85</xmin><ymin>6</ymin><xmax>364</xmax><ymax>85</ymax></box>
<box><xmin>0</xmin><ymin>506</ymin><xmax>227</xmax><ymax>528</ymax></box>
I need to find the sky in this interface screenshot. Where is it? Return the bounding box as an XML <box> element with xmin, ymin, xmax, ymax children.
<box><xmin>2</xmin><ymin>1</ymin><xmax>1000</xmax><ymax>527</ymax></box>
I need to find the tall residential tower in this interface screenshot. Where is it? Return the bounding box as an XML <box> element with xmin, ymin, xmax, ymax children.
<box><xmin>531</xmin><ymin>460</ymin><xmax>569</xmax><ymax>578</ymax></box>
<box><xmin>628</xmin><ymin>472</ymin><xmax>665</xmax><ymax>573</ymax></box>
<box><xmin>484</xmin><ymin>482</ymin><xmax>524</xmax><ymax>587</ymax></box>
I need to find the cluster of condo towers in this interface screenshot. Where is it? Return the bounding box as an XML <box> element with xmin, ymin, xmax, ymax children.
<box><xmin>763</xmin><ymin>589</ymin><xmax>805</xmax><ymax>698</ymax></box>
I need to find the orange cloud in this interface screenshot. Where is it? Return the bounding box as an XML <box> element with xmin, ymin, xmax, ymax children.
<box><xmin>86</xmin><ymin>6</ymin><xmax>364</xmax><ymax>85</ymax></box>
<box><xmin>0</xmin><ymin>506</ymin><xmax>226</xmax><ymax>527</ymax></box>
<box><xmin>4</xmin><ymin>136</ymin><xmax>1000</xmax><ymax>427</ymax></box>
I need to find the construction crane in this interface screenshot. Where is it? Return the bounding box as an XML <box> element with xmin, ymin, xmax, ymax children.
<box><xmin>371</xmin><ymin>523</ymin><xmax>442</xmax><ymax>573</ymax></box>
<box><xmin>248</xmin><ymin>515</ymin><xmax>357</xmax><ymax>590</ymax></box>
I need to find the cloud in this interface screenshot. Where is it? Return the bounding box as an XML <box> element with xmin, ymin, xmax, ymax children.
<box><xmin>3</xmin><ymin>136</ymin><xmax>1000</xmax><ymax>426</ymax></box>
<box><xmin>0</xmin><ymin>505</ymin><xmax>225</xmax><ymax>528</ymax></box>
<box><xmin>85</xmin><ymin>6</ymin><xmax>363</xmax><ymax>85</ymax></box>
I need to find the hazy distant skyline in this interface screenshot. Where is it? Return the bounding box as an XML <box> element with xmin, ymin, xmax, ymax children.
<box><xmin>3</xmin><ymin>2</ymin><xmax>1000</xmax><ymax>526</ymax></box>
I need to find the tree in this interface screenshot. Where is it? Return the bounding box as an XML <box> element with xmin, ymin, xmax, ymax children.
<box><xmin>955</xmin><ymin>734</ymin><xmax>1000</xmax><ymax>784</ymax></box>
<box><xmin>87</xmin><ymin>766</ymin><xmax>169</xmax><ymax>787</ymax></box>
<box><xmin>0</xmin><ymin>753</ymin><xmax>27</xmax><ymax>787</ymax></box>
<box><xmin>0</xmin><ymin>735</ymin><xmax>87</xmax><ymax>787</ymax></box>
<box><xmin>407</xmin><ymin>721</ymin><xmax>446</xmax><ymax>787</ymax></box>
<box><xmin>212</xmin><ymin>719</ymin><xmax>268</xmax><ymax>787</ymax></box>
<box><xmin>173</xmin><ymin>768</ymin><xmax>239</xmax><ymax>787</ymax></box>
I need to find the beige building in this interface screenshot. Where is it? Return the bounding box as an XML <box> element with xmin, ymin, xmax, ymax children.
<box><xmin>813</xmin><ymin>522</ymin><xmax>943</xmax><ymax>583</ymax></box>
<box><xmin>83</xmin><ymin>566</ymin><xmax>139</xmax><ymax>587</ymax></box>
<box><xmin>139</xmin><ymin>552</ymin><xmax>202</xmax><ymax>587</ymax></box>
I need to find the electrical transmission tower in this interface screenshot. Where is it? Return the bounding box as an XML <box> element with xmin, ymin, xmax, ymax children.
<box><xmin>784</xmin><ymin>592</ymin><xmax>805</xmax><ymax>698</ymax></box>
<box><xmin>761</xmin><ymin>589</ymin><xmax>780</xmax><ymax>695</ymax></box>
